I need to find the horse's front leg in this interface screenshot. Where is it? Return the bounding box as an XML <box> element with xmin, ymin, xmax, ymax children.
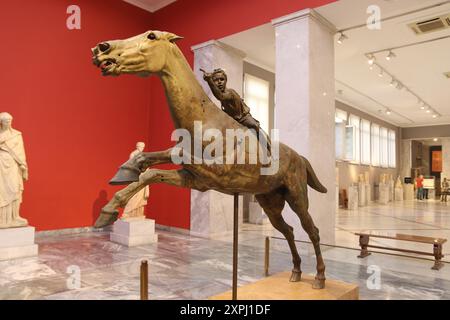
<box><xmin>110</xmin><ymin>148</ymin><xmax>174</xmax><ymax>185</ymax></box>
<box><xmin>95</xmin><ymin>168</ymin><xmax>193</xmax><ymax>228</ymax></box>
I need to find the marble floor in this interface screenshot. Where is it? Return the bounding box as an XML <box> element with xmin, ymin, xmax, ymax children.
<box><xmin>336</xmin><ymin>199</ymin><xmax>450</xmax><ymax>260</ymax></box>
<box><xmin>0</xmin><ymin>199</ymin><xmax>449</xmax><ymax>300</ymax></box>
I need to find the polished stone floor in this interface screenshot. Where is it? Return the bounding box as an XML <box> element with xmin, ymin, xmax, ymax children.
<box><xmin>336</xmin><ymin>199</ymin><xmax>450</xmax><ymax>260</ymax></box>
<box><xmin>0</xmin><ymin>200</ymin><xmax>449</xmax><ymax>300</ymax></box>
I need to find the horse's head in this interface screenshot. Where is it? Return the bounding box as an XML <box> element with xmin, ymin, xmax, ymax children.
<box><xmin>92</xmin><ymin>30</ymin><xmax>183</xmax><ymax>77</ymax></box>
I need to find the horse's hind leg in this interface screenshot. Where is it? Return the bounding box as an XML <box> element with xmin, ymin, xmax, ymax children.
<box><xmin>256</xmin><ymin>190</ymin><xmax>302</xmax><ymax>282</ymax></box>
<box><xmin>285</xmin><ymin>182</ymin><xmax>326</xmax><ymax>289</ymax></box>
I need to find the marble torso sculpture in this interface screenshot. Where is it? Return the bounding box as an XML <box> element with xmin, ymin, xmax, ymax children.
<box><xmin>395</xmin><ymin>176</ymin><xmax>403</xmax><ymax>189</ymax></box>
<box><xmin>92</xmin><ymin>31</ymin><xmax>327</xmax><ymax>289</ymax></box>
<box><xmin>122</xmin><ymin>142</ymin><xmax>149</xmax><ymax>219</ymax></box>
<box><xmin>0</xmin><ymin>112</ymin><xmax>28</xmax><ymax>228</ymax></box>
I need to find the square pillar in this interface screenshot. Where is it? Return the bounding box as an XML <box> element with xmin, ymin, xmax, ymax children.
<box><xmin>442</xmin><ymin>138</ymin><xmax>450</xmax><ymax>181</ymax></box>
<box><xmin>190</xmin><ymin>41</ymin><xmax>246</xmax><ymax>238</ymax></box>
<box><xmin>272</xmin><ymin>9</ymin><xmax>336</xmax><ymax>244</ymax></box>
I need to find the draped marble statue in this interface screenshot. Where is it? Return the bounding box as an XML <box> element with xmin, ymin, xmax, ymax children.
<box><xmin>0</xmin><ymin>112</ymin><xmax>28</xmax><ymax>228</ymax></box>
<box><xmin>122</xmin><ymin>142</ymin><xmax>149</xmax><ymax>219</ymax></box>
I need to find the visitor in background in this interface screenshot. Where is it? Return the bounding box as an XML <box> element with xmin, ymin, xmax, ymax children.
<box><xmin>416</xmin><ymin>174</ymin><xmax>424</xmax><ymax>200</ymax></box>
<box><xmin>442</xmin><ymin>178</ymin><xmax>449</xmax><ymax>202</ymax></box>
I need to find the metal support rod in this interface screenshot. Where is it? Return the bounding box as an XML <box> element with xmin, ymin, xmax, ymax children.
<box><xmin>140</xmin><ymin>260</ymin><xmax>148</xmax><ymax>300</ymax></box>
<box><xmin>264</xmin><ymin>236</ymin><xmax>270</xmax><ymax>277</ymax></box>
<box><xmin>232</xmin><ymin>193</ymin><xmax>239</xmax><ymax>300</ymax></box>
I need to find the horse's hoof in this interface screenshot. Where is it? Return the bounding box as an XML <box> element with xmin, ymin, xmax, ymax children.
<box><xmin>312</xmin><ymin>278</ymin><xmax>326</xmax><ymax>289</ymax></box>
<box><xmin>289</xmin><ymin>270</ymin><xmax>302</xmax><ymax>282</ymax></box>
<box><xmin>109</xmin><ymin>165</ymin><xmax>141</xmax><ymax>185</ymax></box>
<box><xmin>94</xmin><ymin>209</ymin><xmax>119</xmax><ymax>228</ymax></box>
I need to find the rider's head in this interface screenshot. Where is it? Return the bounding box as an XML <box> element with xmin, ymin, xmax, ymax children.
<box><xmin>212</xmin><ymin>68</ymin><xmax>227</xmax><ymax>92</ymax></box>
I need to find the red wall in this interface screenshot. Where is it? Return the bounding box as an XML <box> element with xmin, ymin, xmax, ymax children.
<box><xmin>1</xmin><ymin>0</ymin><xmax>153</xmax><ymax>231</ymax></box>
<box><xmin>145</xmin><ymin>0</ymin><xmax>337</xmax><ymax>229</ymax></box>
<box><xmin>1</xmin><ymin>0</ymin><xmax>337</xmax><ymax>232</ymax></box>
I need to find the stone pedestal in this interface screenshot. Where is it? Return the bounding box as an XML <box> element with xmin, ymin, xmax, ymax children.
<box><xmin>347</xmin><ymin>186</ymin><xmax>359</xmax><ymax>210</ymax></box>
<box><xmin>395</xmin><ymin>188</ymin><xmax>404</xmax><ymax>201</ymax></box>
<box><xmin>365</xmin><ymin>184</ymin><xmax>371</xmax><ymax>204</ymax></box>
<box><xmin>389</xmin><ymin>180</ymin><xmax>394</xmax><ymax>202</ymax></box>
<box><xmin>110</xmin><ymin>218</ymin><xmax>158</xmax><ymax>247</ymax></box>
<box><xmin>0</xmin><ymin>226</ymin><xmax>38</xmax><ymax>261</ymax></box>
<box><xmin>358</xmin><ymin>183</ymin><xmax>366</xmax><ymax>207</ymax></box>
<box><xmin>404</xmin><ymin>184</ymin><xmax>415</xmax><ymax>200</ymax></box>
<box><xmin>379</xmin><ymin>183</ymin><xmax>390</xmax><ymax>204</ymax></box>
<box><xmin>248</xmin><ymin>202</ymin><xmax>268</xmax><ymax>225</ymax></box>
<box><xmin>209</xmin><ymin>272</ymin><xmax>359</xmax><ymax>300</ymax></box>
<box><xmin>272</xmin><ymin>9</ymin><xmax>336</xmax><ymax>244</ymax></box>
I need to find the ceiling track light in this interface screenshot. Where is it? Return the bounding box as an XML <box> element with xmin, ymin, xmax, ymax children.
<box><xmin>385</xmin><ymin>109</ymin><xmax>392</xmax><ymax>115</ymax></box>
<box><xmin>337</xmin><ymin>32</ymin><xmax>348</xmax><ymax>44</ymax></box>
<box><xmin>368</xmin><ymin>54</ymin><xmax>376</xmax><ymax>65</ymax></box>
<box><xmin>386</xmin><ymin>50</ymin><xmax>396</xmax><ymax>61</ymax></box>
<box><xmin>390</xmin><ymin>78</ymin><xmax>397</xmax><ymax>87</ymax></box>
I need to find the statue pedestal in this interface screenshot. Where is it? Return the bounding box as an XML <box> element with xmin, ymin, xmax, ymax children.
<box><xmin>379</xmin><ymin>183</ymin><xmax>390</xmax><ymax>204</ymax></box>
<box><xmin>209</xmin><ymin>272</ymin><xmax>359</xmax><ymax>300</ymax></box>
<box><xmin>110</xmin><ymin>217</ymin><xmax>158</xmax><ymax>247</ymax></box>
<box><xmin>395</xmin><ymin>188</ymin><xmax>404</xmax><ymax>201</ymax></box>
<box><xmin>365</xmin><ymin>184</ymin><xmax>371</xmax><ymax>204</ymax></box>
<box><xmin>347</xmin><ymin>186</ymin><xmax>358</xmax><ymax>210</ymax></box>
<box><xmin>0</xmin><ymin>226</ymin><xmax>38</xmax><ymax>261</ymax></box>
<box><xmin>358</xmin><ymin>183</ymin><xmax>366</xmax><ymax>207</ymax></box>
<box><xmin>404</xmin><ymin>184</ymin><xmax>415</xmax><ymax>200</ymax></box>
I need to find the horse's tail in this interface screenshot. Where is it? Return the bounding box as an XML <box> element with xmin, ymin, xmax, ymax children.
<box><xmin>303</xmin><ymin>157</ymin><xmax>327</xmax><ymax>193</ymax></box>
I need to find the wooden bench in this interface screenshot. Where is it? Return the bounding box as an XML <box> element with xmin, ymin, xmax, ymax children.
<box><xmin>355</xmin><ymin>232</ymin><xmax>447</xmax><ymax>270</ymax></box>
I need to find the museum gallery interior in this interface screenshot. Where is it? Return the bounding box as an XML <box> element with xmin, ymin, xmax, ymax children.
<box><xmin>1</xmin><ymin>0</ymin><xmax>450</xmax><ymax>301</ymax></box>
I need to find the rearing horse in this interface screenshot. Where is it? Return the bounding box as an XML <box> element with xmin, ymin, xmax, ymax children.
<box><xmin>92</xmin><ymin>30</ymin><xmax>328</xmax><ymax>289</ymax></box>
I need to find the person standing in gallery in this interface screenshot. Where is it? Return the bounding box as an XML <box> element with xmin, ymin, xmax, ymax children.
<box><xmin>122</xmin><ymin>142</ymin><xmax>149</xmax><ymax>219</ymax></box>
<box><xmin>415</xmin><ymin>174</ymin><xmax>424</xmax><ymax>201</ymax></box>
<box><xmin>441</xmin><ymin>177</ymin><xmax>449</xmax><ymax>202</ymax></box>
<box><xmin>0</xmin><ymin>112</ymin><xmax>29</xmax><ymax>228</ymax></box>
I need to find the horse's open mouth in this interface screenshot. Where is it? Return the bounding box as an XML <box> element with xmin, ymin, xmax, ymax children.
<box><xmin>99</xmin><ymin>58</ymin><xmax>117</xmax><ymax>74</ymax></box>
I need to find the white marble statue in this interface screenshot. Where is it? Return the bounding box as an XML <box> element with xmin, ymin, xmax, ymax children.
<box><xmin>0</xmin><ymin>113</ymin><xmax>29</xmax><ymax>228</ymax></box>
<box><xmin>395</xmin><ymin>176</ymin><xmax>403</xmax><ymax>189</ymax></box>
<box><xmin>122</xmin><ymin>142</ymin><xmax>149</xmax><ymax>219</ymax></box>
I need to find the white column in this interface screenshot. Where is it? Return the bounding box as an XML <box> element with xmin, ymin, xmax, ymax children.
<box><xmin>272</xmin><ymin>9</ymin><xmax>336</xmax><ymax>244</ymax></box>
<box><xmin>400</xmin><ymin>139</ymin><xmax>412</xmax><ymax>179</ymax></box>
<box><xmin>190</xmin><ymin>40</ymin><xmax>245</xmax><ymax>238</ymax></box>
<box><xmin>442</xmin><ymin>138</ymin><xmax>450</xmax><ymax>181</ymax></box>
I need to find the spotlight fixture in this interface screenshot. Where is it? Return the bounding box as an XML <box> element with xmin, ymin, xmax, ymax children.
<box><xmin>432</xmin><ymin>114</ymin><xmax>438</xmax><ymax>118</ymax></box>
<box><xmin>378</xmin><ymin>70</ymin><xmax>384</xmax><ymax>77</ymax></box>
<box><xmin>386</xmin><ymin>109</ymin><xmax>392</xmax><ymax>115</ymax></box>
<box><xmin>433</xmin><ymin>138</ymin><xmax>439</xmax><ymax>142</ymax></box>
<box><xmin>386</xmin><ymin>50</ymin><xmax>396</xmax><ymax>61</ymax></box>
<box><xmin>420</xmin><ymin>105</ymin><xmax>426</xmax><ymax>110</ymax></box>
<box><xmin>396</xmin><ymin>82</ymin><xmax>403</xmax><ymax>90</ymax></box>
<box><xmin>426</xmin><ymin>109</ymin><xmax>431</xmax><ymax>113</ymax></box>
<box><xmin>390</xmin><ymin>78</ymin><xmax>397</xmax><ymax>87</ymax></box>
<box><xmin>337</xmin><ymin>32</ymin><xmax>348</xmax><ymax>44</ymax></box>
<box><xmin>368</xmin><ymin>54</ymin><xmax>376</xmax><ymax>65</ymax></box>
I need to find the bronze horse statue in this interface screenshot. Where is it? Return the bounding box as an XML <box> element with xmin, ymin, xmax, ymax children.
<box><xmin>92</xmin><ymin>31</ymin><xmax>328</xmax><ymax>289</ymax></box>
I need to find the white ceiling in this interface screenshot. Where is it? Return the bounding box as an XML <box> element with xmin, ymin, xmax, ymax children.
<box><xmin>123</xmin><ymin>0</ymin><xmax>176</xmax><ymax>12</ymax></box>
<box><xmin>220</xmin><ymin>0</ymin><xmax>450</xmax><ymax>128</ymax></box>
